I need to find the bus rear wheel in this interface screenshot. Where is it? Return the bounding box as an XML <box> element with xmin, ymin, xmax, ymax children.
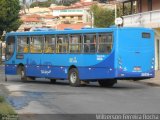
<box><xmin>68</xmin><ymin>68</ymin><xmax>80</xmax><ymax>87</ymax></box>
<box><xmin>98</xmin><ymin>79</ymin><xmax>117</xmax><ymax>87</ymax></box>
<box><xmin>50</xmin><ymin>79</ymin><xmax>56</xmax><ymax>84</ymax></box>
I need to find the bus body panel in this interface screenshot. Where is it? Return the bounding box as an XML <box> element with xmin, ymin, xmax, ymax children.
<box><xmin>5</xmin><ymin>52</ymin><xmax>115</xmax><ymax>80</ymax></box>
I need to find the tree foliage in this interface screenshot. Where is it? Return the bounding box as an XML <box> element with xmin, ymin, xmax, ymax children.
<box><xmin>90</xmin><ymin>4</ymin><xmax>115</xmax><ymax>28</ymax></box>
<box><xmin>0</xmin><ymin>0</ymin><xmax>21</xmax><ymax>36</ymax></box>
<box><xmin>30</xmin><ymin>1</ymin><xmax>54</xmax><ymax>8</ymax></box>
<box><xmin>55</xmin><ymin>0</ymin><xmax>79</xmax><ymax>6</ymax></box>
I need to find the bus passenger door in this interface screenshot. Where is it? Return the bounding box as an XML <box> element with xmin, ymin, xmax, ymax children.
<box><xmin>25</xmin><ymin>36</ymin><xmax>44</xmax><ymax>77</ymax></box>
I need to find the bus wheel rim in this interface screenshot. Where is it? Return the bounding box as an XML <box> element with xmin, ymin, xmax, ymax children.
<box><xmin>70</xmin><ymin>72</ymin><xmax>77</xmax><ymax>83</ymax></box>
<box><xmin>21</xmin><ymin>70</ymin><xmax>24</xmax><ymax>78</ymax></box>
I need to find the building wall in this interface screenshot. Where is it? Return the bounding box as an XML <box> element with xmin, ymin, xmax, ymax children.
<box><xmin>155</xmin><ymin>29</ymin><xmax>160</xmax><ymax>70</ymax></box>
<box><xmin>53</xmin><ymin>8</ymin><xmax>91</xmax><ymax>24</ymax></box>
<box><xmin>152</xmin><ymin>0</ymin><xmax>160</xmax><ymax>11</ymax></box>
<box><xmin>53</xmin><ymin>9</ymin><xmax>84</xmax><ymax>17</ymax></box>
<box><xmin>140</xmin><ymin>0</ymin><xmax>160</xmax><ymax>12</ymax></box>
<box><xmin>141</xmin><ymin>0</ymin><xmax>148</xmax><ymax>12</ymax></box>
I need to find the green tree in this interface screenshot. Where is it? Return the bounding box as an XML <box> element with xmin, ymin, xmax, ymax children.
<box><xmin>55</xmin><ymin>0</ymin><xmax>79</xmax><ymax>6</ymax></box>
<box><xmin>0</xmin><ymin>0</ymin><xmax>21</xmax><ymax>37</ymax></box>
<box><xmin>117</xmin><ymin>4</ymin><xmax>123</xmax><ymax>18</ymax></box>
<box><xmin>90</xmin><ymin>4</ymin><xmax>115</xmax><ymax>28</ymax></box>
<box><xmin>116</xmin><ymin>2</ymin><xmax>134</xmax><ymax>17</ymax></box>
<box><xmin>30</xmin><ymin>0</ymin><xmax>55</xmax><ymax>8</ymax></box>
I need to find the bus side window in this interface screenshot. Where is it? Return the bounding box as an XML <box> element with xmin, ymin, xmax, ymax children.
<box><xmin>56</xmin><ymin>36</ymin><xmax>63</xmax><ymax>53</ymax></box>
<box><xmin>98</xmin><ymin>33</ymin><xmax>113</xmax><ymax>54</ymax></box>
<box><xmin>84</xmin><ymin>40</ymin><xmax>90</xmax><ymax>53</ymax></box>
<box><xmin>83</xmin><ymin>34</ymin><xmax>96</xmax><ymax>53</ymax></box>
<box><xmin>63</xmin><ymin>36</ymin><xmax>68</xmax><ymax>53</ymax></box>
<box><xmin>45</xmin><ymin>35</ymin><xmax>55</xmax><ymax>53</ymax></box>
<box><xmin>30</xmin><ymin>36</ymin><xmax>44</xmax><ymax>53</ymax></box>
<box><xmin>56</xmin><ymin>35</ymin><xmax>68</xmax><ymax>53</ymax></box>
<box><xmin>17</xmin><ymin>36</ymin><xmax>29</xmax><ymax>53</ymax></box>
<box><xmin>69</xmin><ymin>34</ymin><xmax>82</xmax><ymax>53</ymax></box>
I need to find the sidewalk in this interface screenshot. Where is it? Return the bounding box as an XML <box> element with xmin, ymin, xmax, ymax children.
<box><xmin>138</xmin><ymin>70</ymin><xmax>160</xmax><ymax>86</ymax></box>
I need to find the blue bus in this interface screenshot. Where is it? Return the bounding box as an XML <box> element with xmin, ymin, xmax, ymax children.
<box><xmin>5</xmin><ymin>27</ymin><xmax>155</xmax><ymax>87</ymax></box>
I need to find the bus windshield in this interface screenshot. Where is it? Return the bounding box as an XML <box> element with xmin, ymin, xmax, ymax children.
<box><xmin>6</xmin><ymin>36</ymin><xmax>15</xmax><ymax>61</ymax></box>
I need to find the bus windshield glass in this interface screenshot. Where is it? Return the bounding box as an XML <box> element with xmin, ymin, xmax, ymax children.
<box><xmin>6</xmin><ymin>36</ymin><xmax>15</xmax><ymax>61</ymax></box>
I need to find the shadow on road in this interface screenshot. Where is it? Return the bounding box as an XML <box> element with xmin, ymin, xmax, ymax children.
<box><xmin>4</xmin><ymin>76</ymin><xmax>148</xmax><ymax>91</ymax></box>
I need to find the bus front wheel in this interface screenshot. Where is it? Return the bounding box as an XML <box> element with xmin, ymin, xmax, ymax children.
<box><xmin>68</xmin><ymin>68</ymin><xmax>80</xmax><ymax>87</ymax></box>
<box><xmin>19</xmin><ymin>66</ymin><xmax>27</xmax><ymax>81</ymax></box>
<box><xmin>98</xmin><ymin>79</ymin><xmax>117</xmax><ymax>87</ymax></box>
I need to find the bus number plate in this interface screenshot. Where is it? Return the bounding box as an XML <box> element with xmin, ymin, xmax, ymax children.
<box><xmin>134</xmin><ymin>66</ymin><xmax>141</xmax><ymax>71</ymax></box>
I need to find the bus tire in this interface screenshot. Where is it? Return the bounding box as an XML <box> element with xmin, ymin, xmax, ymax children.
<box><xmin>20</xmin><ymin>66</ymin><xmax>27</xmax><ymax>81</ymax></box>
<box><xmin>98</xmin><ymin>79</ymin><xmax>117</xmax><ymax>87</ymax></box>
<box><xmin>50</xmin><ymin>79</ymin><xmax>56</xmax><ymax>84</ymax></box>
<box><xmin>68</xmin><ymin>68</ymin><xmax>81</xmax><ymax>87</ymax></box>
<box><xmin>27</xmin><ymin>77</ymin><xmax>35</xmax><ymax>81</ymax></box>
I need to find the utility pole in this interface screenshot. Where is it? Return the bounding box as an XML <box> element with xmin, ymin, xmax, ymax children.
<box><xmin>115</xmin><ymin>3</ymin><xmax>117</xmax><ymax>19</ymax></box>
<box><xmin>22</xmin><ymin>0</ymin><xmax>26</xmax><ymax>14</ymax></box>
<box><xmin>36</xmin><ymin>0</ymin><xmax>39</xmax><ymax>6</ymax></box>
<box><xmin>91</xmin><ymin>12</ymin><xmax>94</xmax><ymax>28</ymax></box>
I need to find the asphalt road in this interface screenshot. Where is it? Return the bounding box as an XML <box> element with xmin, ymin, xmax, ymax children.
<box><xmin>0</xmin><ymin>69</ymin><xmax>160</xmax><ymax>120</ymax></box>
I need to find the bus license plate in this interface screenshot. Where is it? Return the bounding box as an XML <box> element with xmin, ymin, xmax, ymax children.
<box><xmin>134</xmin><ymin>66</ymin><xmax>141</xmax><ymax>71</ymax></box>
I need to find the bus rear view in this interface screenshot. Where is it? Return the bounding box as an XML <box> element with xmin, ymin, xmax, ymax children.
<box><xmin>116</xmin><ymin>28</ymin><xmax>155</xmax><ymax>80</ymax></box>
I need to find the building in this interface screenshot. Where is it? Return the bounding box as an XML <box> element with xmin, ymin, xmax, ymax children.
<box><xmin>19</xmin><ymin>0</ymin><xmax>95</xmax><ymax>31</ymax></box>
<box><xmin>20</xmin><ymin>6</ymin><xmax>52</xmax><ymax>15</ymax></box>
<box><xmin>51</xmin><ymin>1</ymin><xmax>95</xmax><ymax>25</ymax></box>
<box><xmin>108</xmin><ymin>0</ymin><xmax>160</xmax><ymax>70</ymax></box>
<box><xmin>19</xmin><ymin>13</ymin><xmax>44</xmax><ymax>31</ymax></box>
<box><xmin>19</xmin><ymin>7</ymin><xmax>58</xmax><ymax>31</ymax></box>
<box><xmin>56</xmin><ymin>23</ymin><xmax>91</xmax><ymax>30</ymax></box>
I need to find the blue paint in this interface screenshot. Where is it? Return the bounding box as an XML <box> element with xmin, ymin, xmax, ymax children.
<box><xmin>5</xmin><ymin>27</ymin><xmax>155</xmax><ymax>81</ymax></box>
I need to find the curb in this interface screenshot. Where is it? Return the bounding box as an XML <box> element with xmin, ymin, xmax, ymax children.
<box><xmin>135</xmin><ymin>80</ymin><xmax>160</xmax><ymax>87</ymax></box>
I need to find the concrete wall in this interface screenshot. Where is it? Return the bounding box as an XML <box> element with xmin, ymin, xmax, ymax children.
<box><xmin>152</xmin><ymin>0</ymin><xmax>160</xmax><ymax>11</ymax></box>
<box><xmin>155</xmin><ymin>30</ymin><xmax>160</xmax><ymax>70</ymax></box>
<box><xmin>141</xmin><ymin>0</ymin><xmax>148</xmax><ymax>12</ymax></box>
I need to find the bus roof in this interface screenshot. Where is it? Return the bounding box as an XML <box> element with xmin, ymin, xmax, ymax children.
<box><xmin>6</xmin><ymin>27</ymin><xmax>153</xmax><ymax>36</ymax></box>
